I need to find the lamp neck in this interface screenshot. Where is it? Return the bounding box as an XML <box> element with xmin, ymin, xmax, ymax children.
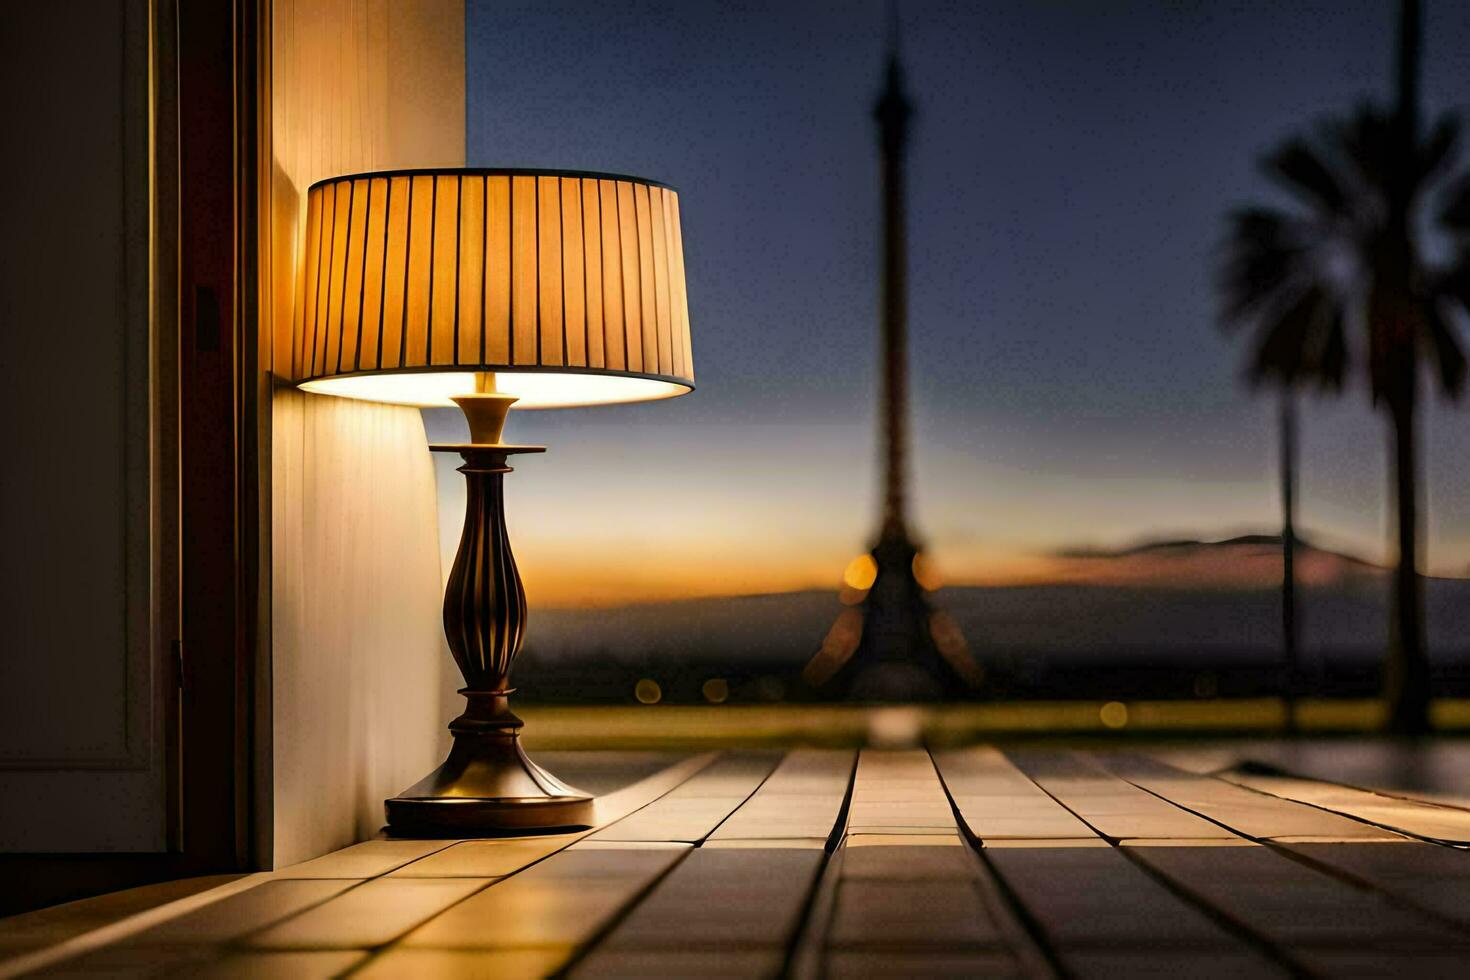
<box><xmin>451</xmin><ymin>389</ymin><xmax>519</xmax><ymax>445</ymax></box>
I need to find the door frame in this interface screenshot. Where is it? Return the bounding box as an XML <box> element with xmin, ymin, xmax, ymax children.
<box><xmin>177</xmin><ymin>0</ymin><xmax>269</xmax><ymax>877</ymax></box>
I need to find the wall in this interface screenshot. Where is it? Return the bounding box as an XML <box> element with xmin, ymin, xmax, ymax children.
<box><xmin>269</xmin><ymin>0</ymin><xmax>465</xmax><ymax>867</ymax></box>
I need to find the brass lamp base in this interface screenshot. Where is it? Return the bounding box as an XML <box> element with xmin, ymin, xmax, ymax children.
<box><xmin>386</xmin><ymin>695</ymin><xmax>593</xmax><ymax>836</ymax></box>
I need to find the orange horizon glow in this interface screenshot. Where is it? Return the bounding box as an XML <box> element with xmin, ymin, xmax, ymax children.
<box><xmin>507</xmin><ymin>536</ymin><xmax>1463</xmax><ymax>610</ymax></box>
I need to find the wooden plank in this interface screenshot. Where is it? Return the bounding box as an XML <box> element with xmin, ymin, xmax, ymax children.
<box><xmin>842</xmin><ymin>839</ymin><xmax>974</xmax><ymax>881</ymax></box>
<box><xmin>567</xmin><ymin>840</ymin><xmax>697</xmax><ymax>851</ymax></box>
<box><xmin>709</xmin><ymin>749</ymin><xmax>852</xmax><ymax>842</ymax></box>
<box><xmin>1225</xmin><ymin>772</ymin><xmax>1470</xmax><ymax>845</ymax></box>
<box><xmin>658</xmin><ymin>754</ymin><xmax>781</xmax><ymax>796</ymax></box>
<box><xmin>244</xmin><ymin>878</ymin><xmax>491</xmax><ymax>949</ymax></box>
<box><xmin>355</xmin><ymin>948</ymin><xmax>567</xmax><ymax>979</ymax></box>
<box><xmin>1063</xmin><ymin>951</ymin><xmax>1288</xmax><ymax>980</ymax></box>
<box><xmin>934</xmin><ymin>747</ymin><xmax>1098</xmax><ymax>841</ymax></box>
<box><xmin>395</xmin><ymin>847</ymin><xmax>687</xmax><ymax>951</ymax></box>
<box><xmin>0</xmin><ymin>876</ymin><xmax>242</xmax><ymax>959</ymax></box>
<box><xmin>0</xmin><ymin>875</ymin><xmax>275</xmax><ymax>978</ymax></box>
<box><xmin>572</xmin><ymin>948</ymin><xmax>785</xmax><ymax>978</ymax></box>
<box><xmin>757</xmin><ymin>749</ymin><xmax>856</xmax><ymax>795</ymax></box>
<box><xmin>1122</xmin><ymin>840</ymin><xmax>1470</xmax><ymax>950</ymax></box>
<box><xmin>274</xmin><ymin>840</ymin><xmax>457</xmax><ymax>879</ymax></box>
<box><xmin>819</xmin><ymin>839</ymin><xmax>1040</xmax><ymax>969</ymax></box>
<box><xmin>108</xmin><ymin>880</ymin><xmax>354</xmax><ymax>945</ymax></box>
<box><xmin>829</xmin><ymin>878</ymin><xmax>1003</xmax><ymax>948</ymax></box>
<box><xmin>590</xmin><ymin>753</ymin><xmax>779</xmax><ymax>843</ymax></box>
<box><xmin>981</xmin><ymin>841</ymin><xmax>1264</xmax><ymax>950</ymax></box>
<box><xmin>824</xmin><ymin>950</ymin><xmax>1023</xmax><ymax>977</ymax></box>
<box><xmin>1276</xmin><ymin>839</ymin><xmax>1470</xmax><ymax>928</ymax></box>
<box><xmin>584</xmin><ymin>848</ymin><xmax>824</xmax><ymax>955</ymax></box>
<box><xmin>1099</xmin><ymin>755</ymin><xmax>1401</xmax><ymax>841</ymax></box>
<box><xmin>16</xmin><ymin>943</ymin><xmax>219</xmax><ymax>978</ymax></box>
<box><xmin>594</xmin><ymin>797</ymin><xmax>750</xmax><ymax>842</ymax></box>
<box><xmin>844</xmin><ymin>751</ymin><xmax>957</xmax><ymax>835</ymax></box>
<box><xmin>387</xmin><ymin>836</ymin><xmax>580</xmax><ymax>878</ymax></box>
<box><xmin>704</xmin><ymin>838</ymin><xmax>826</xmax><ymax>849</ymax></box>
<box><xmin>188</xmin><ymin>950</ymin><xmax>368</xmax><ymax>979</ymax></box>
<box><xmin>1296</xmin><ymin>949</ymin><xmax>1470</xmax><ymax>977</ymax></box>
<box><xmin>1166</xmin><ymin>741</ymin><xmax>1470</xmax><ymax>811</ymax></box>
<box><xmin>1006</xmin><ymin>752</ymin><xmax>1232</xmax><ymax>841</ymax></box>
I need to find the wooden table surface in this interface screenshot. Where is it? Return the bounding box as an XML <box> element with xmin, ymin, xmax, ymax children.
<box><xmin>6</xmin><ymin>744</ymin><xmax>1470</xmax><ymax>978</ymax></box>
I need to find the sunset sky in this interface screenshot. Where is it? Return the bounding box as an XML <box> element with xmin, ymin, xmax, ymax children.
<box><xmin>425</xmin><ymin>0</ymin><xmax>1470</xmax><ymax>607</ymax></box>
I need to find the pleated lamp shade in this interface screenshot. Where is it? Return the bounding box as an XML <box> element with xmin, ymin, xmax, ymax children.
<box><xmin>291</xmin><ymin>169</ymin><xmax>694</xmax><ymax>408</ymax></box>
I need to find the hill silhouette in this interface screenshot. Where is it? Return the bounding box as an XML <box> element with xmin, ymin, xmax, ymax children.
<box><xmin>523</xmin><ymin>533</ymin><xmax>1469</xmax><ymax>672</ymax></box>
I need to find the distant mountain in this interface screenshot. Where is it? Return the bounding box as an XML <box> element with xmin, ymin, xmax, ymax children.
<box><xmin>1042</xmin><ymin>533</ymin><xmax>1384</xmax><ymax>591</ymax></box>
<box><xmin>522</xmin><ymin>534</ymin><xmax>1470</xmax><ymax>669</ymax></box>
<box><xmin>1058</xmin><ymin>532</ymin><xmax>1366</xmax><ymax>562</ymax></box>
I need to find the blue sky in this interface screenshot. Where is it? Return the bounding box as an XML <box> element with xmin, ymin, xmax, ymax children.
<box><xmin>426</xmin><ymin>0</ymin><xmax>1470</xmax><ymax>605</ymax></box>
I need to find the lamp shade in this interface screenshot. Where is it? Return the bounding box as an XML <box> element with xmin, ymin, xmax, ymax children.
<box><xmin>291</xmin><ymin>168</ymin><xmax>694</xmax><ymax>408</ymax></box>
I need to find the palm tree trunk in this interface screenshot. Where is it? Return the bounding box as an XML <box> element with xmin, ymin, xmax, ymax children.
<box><xmin>1395</xmin><ymin>0</ymin><xmax>1419</xmax><ymax>150</ymax></box>
<box><xmin>1385</xmin><ymin>385</ymin><xmax>1429</xmax><ymax>733</ymax></box>
<box><xmin>1278</xmin><ymin>389</ymin><xmax>1299</xmax><ymax>734</ymax></box>
<box><xmin>1382</xmin><ymin>0</ymin><xmax>1429</xmax><ymax>735</ymax></box>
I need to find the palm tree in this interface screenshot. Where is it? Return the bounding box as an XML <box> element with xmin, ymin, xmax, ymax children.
<box><xmin>1218</xmin><ymin>0</ymin><xmax>1470</xmax><ymax>733</ymax></box>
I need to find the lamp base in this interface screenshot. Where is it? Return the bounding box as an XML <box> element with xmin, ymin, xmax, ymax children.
<box><xmin>385</xmin><ymin>692</ymin><xmax>593</xmax><ymax>836</ymax></box>
<box><xmin>385</xmin><ymin>733</ymin><xmax>593</xmax><ymax>836</ymax></box>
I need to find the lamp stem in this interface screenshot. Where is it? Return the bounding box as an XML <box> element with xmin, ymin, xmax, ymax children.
<box><xmin>446</xmin><ymin>450</ymin><xmax>525</xmax><ymax>696</ymax></box>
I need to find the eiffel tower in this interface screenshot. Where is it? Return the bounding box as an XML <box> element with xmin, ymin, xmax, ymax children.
<box><xmin>804</xmin><ymin>20</ymin><xmax>980</xmax><ymax>702</ymax></box>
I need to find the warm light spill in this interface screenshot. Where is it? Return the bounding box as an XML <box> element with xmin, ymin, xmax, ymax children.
<box><xmin>842</xmin><ymin>554</ymin><xmax>879</xmax><ymax>591</ymax></box>
<box><xmin>300</xmin><ymin>371</ymin><xmax>691</xmax><ymax>409</ymax></box>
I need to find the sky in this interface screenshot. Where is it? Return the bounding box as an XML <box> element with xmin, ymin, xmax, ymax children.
<box><xmin>431</xmin><ymin>0</ymin><xmax>1470</xmax><ymax>607</ymax></box>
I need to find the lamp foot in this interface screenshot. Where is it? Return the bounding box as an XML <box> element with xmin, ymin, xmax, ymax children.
<box><xmin>385</xmin><ymin>731</ymin><xmax>593</xmax><ymax>836</ymax></box>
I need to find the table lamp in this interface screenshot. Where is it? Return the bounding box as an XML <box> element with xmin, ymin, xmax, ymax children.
<box><xmin>291</xmin><ymin>168</ymin><xmax>694</xmax><ymax>834</ymax></box>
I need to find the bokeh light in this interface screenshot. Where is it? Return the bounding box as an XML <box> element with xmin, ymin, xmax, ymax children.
<box><xmin>912</xmin><ymin>553</ymin><xmax>943</xmax><ymax>591</ymax></box>
<box><xmin>842</xmin><ymin>554</ymin><xmax>879</xmax><ymax>591</ymax></box>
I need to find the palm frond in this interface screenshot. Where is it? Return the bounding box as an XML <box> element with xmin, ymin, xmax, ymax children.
<box><xmin>1218</xmin><ymin>207</ymin><xmax>1308</xmax><ymax>326</ymax></box>
<box><xmin>1248</xmin><ymin>284</ymin><xmax>1345</xmax><ymax>388</ymax></box>
<box><xmin>1444</xmin><ymin>247</ymin><xmax>1470</xmax><ymax>308</ymax></box>
<box><xmin>1263</xmin><ymin>137</ymin><xmax>1348</xmax><ymax>215</ymax></box>
<box><xmin>1424</xmin><ymin>300</ymin><xmax>1467</xmax><ymax>396</ymax></box>
<box><xmin>1418</xmin><ymin>113</ymin><xmax>1460</xmax><ymax>184</ymax></box>
<box><xmin>1439</xmin><ymin>174</ymin><xmax>1470</xmax><ymax>232</ymax></box>
<box><xmin>1426</xmin><ymin>248</ymin><xmax>1470</xmax><ymax>398</ymax></box>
